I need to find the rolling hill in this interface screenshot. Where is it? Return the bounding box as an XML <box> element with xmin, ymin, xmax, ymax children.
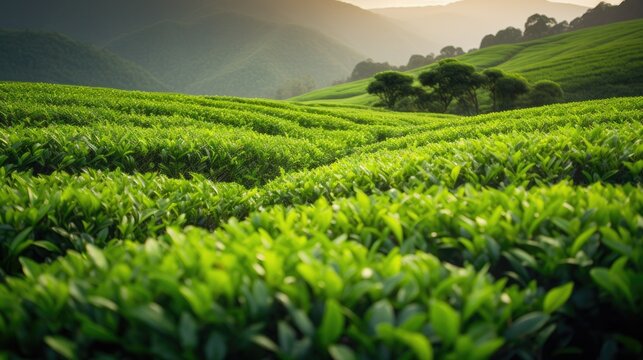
<box><xmin>374</xmin><ymin>0</ymin><xmax>588</xmax><ymax>51</ymax></box>
<box><xmin>292</xmin><ymin>19</ymin><xmax>643</xmax><ymax>105</ymax></box>
<box><xmin>0</xmin><ymin>81</ymin><xmax>641</xmax><ymax>359</ymax></box>
<box><xmin>107</xmin><ymin>13</ymin><xmax>364</xmax><ymax>98</ymax></box>
<box><xmin>0</xmin><ymin>29</ymin><xmax>166</xmax><ymax>91</ymax></box>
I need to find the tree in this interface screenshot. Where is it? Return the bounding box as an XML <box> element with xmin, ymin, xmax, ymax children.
<box><xmin>495</xmin><ymin>74</ymin><xmax>530</xmax><ymax>110</ymax></box>
<box><xmin>367</xmin><ymin>71</ymin><xmax>415</xmax><ymax>108</ymax></box>
<box><xmin>419</xmin><ymin>59</ymin><xmax>483</xmax><ymax>114</ymax></box>
<box><xmin>495</xmin><ymin>27</ymin><xmax>523</xmax><ymax>44</ymax></box>
<box><xmin>549</xmin><ymin>20</ymin><xmax>569</xmax><ymax>36</ymax></box>
<box><xmin>482</xmin><ymin>68</ymin><xmax>505</xmax><ymax>111</ymax></box>
<box><xmin>436</xmin><ymin>46</ymin><xmax>465</xmax><ymax>61</ymax></box>
<box><xmin>350</xmin><ymin>59</ymin><xmax>397</xmax><ymax>81</ymax></box>
<box><xmin>412</xmin><ymin>87</ymin><xmax>442</xmax><ymax>112</ymax></box>
<box><xmin>480</xmin><ymin>34</ymin><xmax>496</xmax><ymax>49</ymax></box>
<box><xmin>461</xmin><ymin>72</ymin><xmax>486</xmax><ymax>115</ymax></box>
<box><xmin>529</xmin><ymin>80</ymin><xmax>564</xmax><ymax>106</ymax></box>
<box><xmin>481</xmin><ymin>27</ymin><xmax>523</xmax><ymax>49</ymax></box>
<box><xmin>405</xmin><ymin>54</ymin><xmax>435</xmax><ymax>70</ymax></box>
<box><xmin>524</xmin><ymin>14</ymin><xmax>558</xmax><ymax>40</ymax></box>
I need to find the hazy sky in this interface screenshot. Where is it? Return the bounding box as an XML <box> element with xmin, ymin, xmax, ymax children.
<box><xmin>341</xmin><ymin>0</ymin><xmax>622</xmax><ymax>9</ymax></box>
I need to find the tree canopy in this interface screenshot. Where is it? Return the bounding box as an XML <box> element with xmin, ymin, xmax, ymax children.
<box><xmin>529</xmin><ymin>80</ymin><xmax>564</xmax><ymax>106</ymax></box>
<box><xmin>419</xmin><ymin>59</ymin><xmax>482</xmax><ymax>113</ymax></box>
<box><xmin>367</xmin><ymin>71</ymin><xmax>415</xmax><ymax>108</ymax></box>
<box><xmin>524</xmin><ymin>14</ymin><xmax>559</xmax><ymax>40</ymax></box>
<box><xmin>480</xmin><ymin>27</ymin><xmax>523</xmax><ymax>49</ymax></box>
<box><xmin>496</xmin><ymin>75</ymin><xmax>530</xmax><ymax>110</ymax></box>
<box><xmin>350</xmin><ymin>59</ymin><xmax>396</xmax><ymax>81</ymax></box>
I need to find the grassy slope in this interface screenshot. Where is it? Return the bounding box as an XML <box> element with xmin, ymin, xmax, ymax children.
<box><xmin>0</xmin><ymin>29</ymin><xmax>166</xmax><ymax>92</ymax></box>
<box><xmin>292</xmin><ymin>19</ymin><xmax>643</xmax><ymax>105</ymax></box>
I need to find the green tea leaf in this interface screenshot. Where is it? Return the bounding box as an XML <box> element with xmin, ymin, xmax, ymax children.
<box><xmin>86</xmin><ymin>244</ymin><xmax>108</xmax><ymax>271</ymax></box>
<box><xmin>318</xmin><ymin>299</ymin><xmax>345</xmax><ymax>347</ymax></box>
<box><xmin>543</xmin><ymin>283</ymin><xmax>574</xmax><ymax>314</ymax></box>
<box><xmin>45</xmin><ymin>336</ymin><xmax>76</xmax><ymax>360</ymax></box>
<box><xmin>504</xmin><ymin>312</ymin><xmax>550</xmax><ymax>340</ymax></box>
<box><xmin>205</xmin><ymin>332</ymin><xmax>227</xmax><ymax>360</ymax></box>
<box><xmin>382</xmin><ymin>214</ymin><xmax>403</xmax><ymax>243</ymax></box>
<box><xmin>329</xmin><ymin>345</ymin><xmax>356</xmax><ymax>360</ymax></box>
<box><xmin>430</xmin><ymin>300</ymin><xmax>460</xmax><ymax>345</ymax></box>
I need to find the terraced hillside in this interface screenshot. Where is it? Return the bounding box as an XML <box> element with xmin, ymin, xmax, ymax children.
<box><xmin>293</xmin><ymin>19</ymin><xmax>643</xmax><ymax>106</ymax></box>
<box><xmin>0</xmin><ymin>82</ymin><xmax>642</xmax><ymax>359</ymax></box>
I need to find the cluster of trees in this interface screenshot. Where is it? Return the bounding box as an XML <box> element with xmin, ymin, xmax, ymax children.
<box><xmin>481</xmin><ymin>14</ymin><xmax>568</xmax><ymax>48</ymax></box>
<box><xmin>570</xmin><ymin>0</ymin><xmax>642</xmax><ymax>30</ymax></box>
<box><xmin>367</xmin><ymin>59</ymin><xmax>563</xmax><ymax>114</ymax></box>
<box><xmin>480</xmin><ymin>0</ymin><xmax>641</xmax><ymax>49</ymax></box>
<box><xmin>347</xmin><ymin>45</ymin><xmax>468</xmax><ymax>82</ymax></box>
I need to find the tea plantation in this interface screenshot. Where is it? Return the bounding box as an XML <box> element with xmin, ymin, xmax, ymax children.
<box><xmin>0</xmin><ymin>82</ymin><xmax>641</xmax><ymax>359</ymax></box>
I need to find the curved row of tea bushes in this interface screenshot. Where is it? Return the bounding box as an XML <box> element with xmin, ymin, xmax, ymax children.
<box><xmin>0</xmin><ymin>170</ymin><xmax>247</xmax><ymax>274</ymax></box>
<box><xmin>0</xmin><ymin>124</ymin><xmax>330</xmax><ymax>186</ymax></box>
<box><xmin>1</xmin><ymin>122</ymin><xmax>639</xmax><ymax>275</ymax></box>
<box><xmin>357</xmin><ymin>97</ymin><xmax>643</xmax><ymax>153</ymax></box>
<box><xmin>261</xmin><ymin>123</ymin><xmax>642</xmax><ymax>207</ymax></box>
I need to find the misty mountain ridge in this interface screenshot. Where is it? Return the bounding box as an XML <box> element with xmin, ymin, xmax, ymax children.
<box><xmin>374</xmin><ymin>0</ymin><xmax>588</xmax><ymax>50</ymax></box>
<box><xmin>106</xmin><ymin>12</ymin><xmax>364</xmax><ymax>98</ymax></box>
<box><xmin>0</xmin><ymin>0</ymin><xmax>432</xmax><ymax>63</ymax></box>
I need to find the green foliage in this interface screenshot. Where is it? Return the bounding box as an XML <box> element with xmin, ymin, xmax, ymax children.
<box><xmin>0</xmin><ymin>83</ymin><xmax>641</xmax><ymax>359</ymax></box>
<box><xmin>367</xmin><ymin>71</ymin><xmax>415</xmax><ymax>109</ymax></box>
<box><xmin>523</xmin><ymin>14</ymin><xmax>563</xmax><ymax>41</ymax></box>
<box><xmin>480</xmin><ymin>27</ymin><xmax>523</xmax><ymax>49</ymax></box>
<box><xmin>419</xmin><ymin>60</ymin><xmax>480</xmax><ymax>112</ymax></box>
<box><xmin>0</xmin><ymin>170</ymin><xmax>247</xmax><ymax>274</ymax></box>
<box><xmin>529</xmin><ymin>80</ymin><xmax>564</xmax><ymax>107</ymax></box>
<box><xmin>495</xmin><ymin>74</ymin><xmax>530</xmax><ymax>110</ymax></box>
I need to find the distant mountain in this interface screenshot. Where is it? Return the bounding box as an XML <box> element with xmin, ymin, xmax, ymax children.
<box><xmin>0</xmin><ymin>29</ymin><xmax>166</xmax><ymax>91</ymax></box>
<box><xmin>202</xmin><ymin>0</ymin><xmax>434</xmax><ymax>64</ymax></box>
<box><xmin>374</xmin><ymin>0</ymin><xmax>588</xmax><ymax>50</ymax></box>
<box><xmin>107</xmin><ymin>13</ymin><xmax>364</xmax><ymax>98</ymax></box>
<box><xmin>0</xmin><ymin>0</ymin><xmax>432</xmax><ymax>64</ymax></box>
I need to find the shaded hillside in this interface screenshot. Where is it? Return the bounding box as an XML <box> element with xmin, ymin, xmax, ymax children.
<box><xmin>0</xmin><ymin>0</ymin><xmax>430</xmax><ymax>64</ymax></box>
<box><xmin>107</xmin><ymin>13</ymin><xmax>364</xmax><ymax>98</ymax></box>
<box><xmin>292</xmin><ymin>19</ymin><xmax>643</xmax><ymax>105</ymax></box>
<box><xmin>375</xmin><ymin>0</ymin><xmax>587</xmax><ymax>50</ymax></box>
<box><xmin>0</xmin><ymin>0</ymin><xmax>211</xmax><ymax>44</ymax></box>
<box><xmin>0</xmin><ymin>29</ymin><xmax>166</xmax><ymax>91</ymax></box>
